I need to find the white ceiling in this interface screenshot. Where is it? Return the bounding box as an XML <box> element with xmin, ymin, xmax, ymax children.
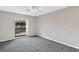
<box><xmin>0</xmin><ymin>6</ymin><xmax>69</xmax><ymax>16</ymax></box>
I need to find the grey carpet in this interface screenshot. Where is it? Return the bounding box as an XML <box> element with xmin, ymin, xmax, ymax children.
<box><xmin>0</xmin><ymin>36</ymin><xmax>79</xmax><ymax>52</ymax></box>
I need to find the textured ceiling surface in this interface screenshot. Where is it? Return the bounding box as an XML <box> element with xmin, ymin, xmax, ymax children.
<box><xmin>0</xmin><ymin>6</ymin><xmax>69</xmax><ymax>16</ymax></box>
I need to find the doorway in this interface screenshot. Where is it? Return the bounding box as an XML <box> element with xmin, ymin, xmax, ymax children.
<box><xmin>15</xmin><ymin>16</ymin><xmax>26</xmax><ymax>37</ymax></box>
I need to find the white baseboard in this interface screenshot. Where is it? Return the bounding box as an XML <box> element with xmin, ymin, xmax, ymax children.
<box><xmin>38</xmin><ymin>34</ymin><xmax>79</xmax><ymax>49</ymax></box>
<box><xmin>0</xmin><ymin>38</ymin><xmax>15</xmax><ymax>42</ymax></box>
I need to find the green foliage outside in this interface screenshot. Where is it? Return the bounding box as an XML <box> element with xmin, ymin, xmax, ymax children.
<box><xmin>16</xmin><ymin>22</ymin><xmax>26</xmax><ymax>29</ymax></box>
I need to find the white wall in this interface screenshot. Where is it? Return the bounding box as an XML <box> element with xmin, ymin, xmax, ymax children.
<box><xmin>36</xmin><ymin>7</ymin><xmax>79</xmax><ymax>49</ymax></box>
<box><xmin>0</xmin><ymin>11</ymin><xmax>36</xmax><ymax>42</ymax></box>
<box><xmin>0</xmin><ymin>11</ymin><xmax>16</xmax><ymax>42</ymax></box>
<box><xmin>0</xmin><ymin>14</ymin><xmax>2</xmax><ymax>38</ymax></box>
<box><xmin>26</xmin><ymin>16</ymin><xmax>36</xmax><ymax>36</ymax></box>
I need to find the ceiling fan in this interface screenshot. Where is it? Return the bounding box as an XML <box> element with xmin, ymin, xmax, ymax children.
<box><xmin>26</xmin><ymin>6</ymin><xmax>42</xmax><ymax>13</ymax></box>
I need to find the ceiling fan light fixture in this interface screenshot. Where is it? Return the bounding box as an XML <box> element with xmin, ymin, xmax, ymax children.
<box><xmin>26</xmin><ymin>6</ymin><xmax>41</xmax><ymax>13</ymax></box>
